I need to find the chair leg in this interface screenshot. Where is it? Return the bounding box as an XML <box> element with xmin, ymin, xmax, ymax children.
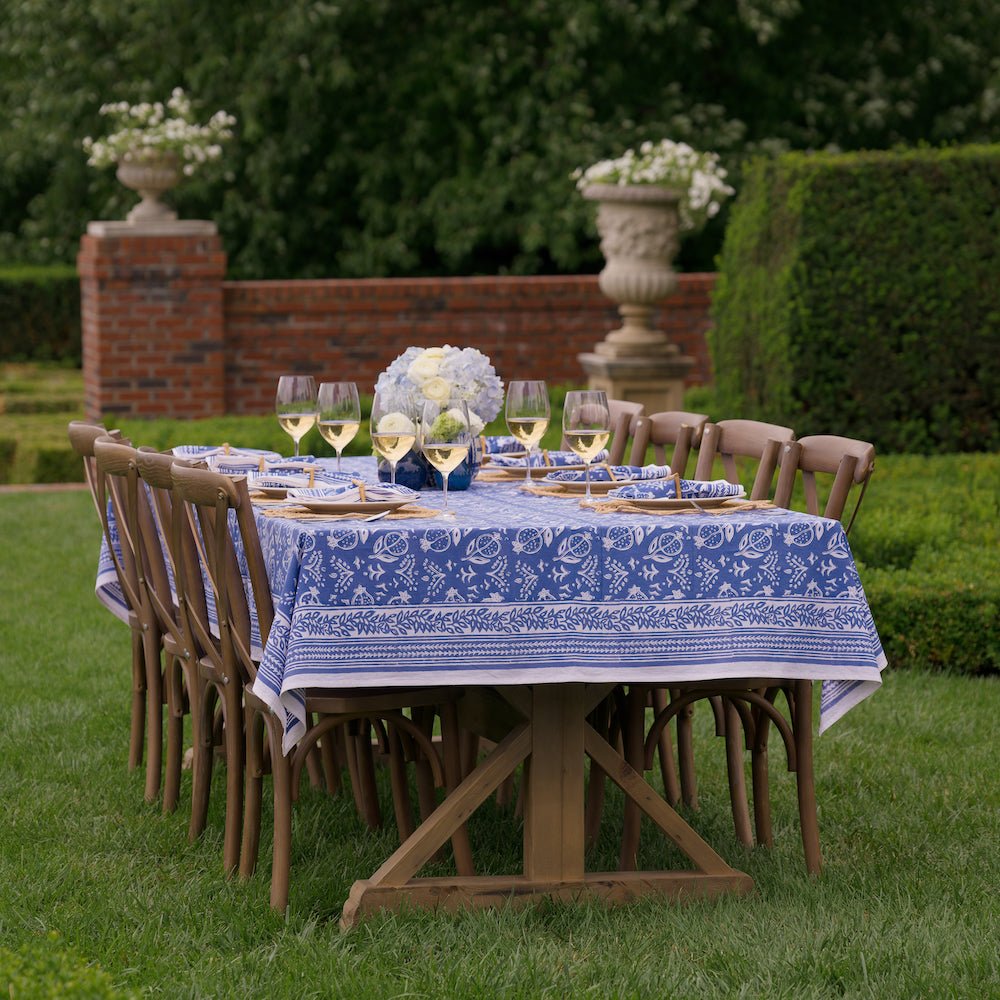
<box><xmin>354</xmin><ymin>719</ymin><xmax>383</xmax><ymax>829</ymax></box>
<box><xmin>221</xmin><ymin>685</ymin><xmax>244</xmax><ymax>875</ymax></box>
<box><xmin>303</xmin><ymin>712</ymin><xmax>325</xmax><ymax>790</ymax></box>
<box><xmin>584</xmin><ymin>697</ymin><xmax>611</xmax><ymax>850</ymax></box>
<box><xmin>162</xmin><ymin>654</ymin><xmax>186</xmax><ymax>814</ymax></box>
<box><xmin>440</xmin><ymin>702</ymin><xmax>475</xmax><ymax>876</ymax></box>
<box><xmin>387</xmin><ymin>724</ymin><xmax>415</xmax><ymax>842</ymax></box>
<box><xmin>128</xmin><ymin>629</ymin><xmax>146</xmax><ymax>771</ymax></box>
<box><xmin>319</xmin><ymin>719</ymin><xmax>342</xmax><ymax>796</ymax></box>
<box><xmin>268</xmin><ymin>716</ymin><xmax>293</xmax><ymax>913</ymax></box>
<box><xmin>619</xmin><ymin>685</ymin><xmax>647</xmax><ymax>871</ymax></box>
<box><xmin>677</xmin><ymin>699</ymin><xmax>698</xmax><ymax>809</ymax></box>
<box><xmin>240</xmin><ymin>707</ymin><xmax>265</xmax><ymax>880</ymax></box>
<box><xmin>793</xmin><ymin>680</ymin><xmax>822</xmax><ymax>874</ymax></box>
<box><xmin>651</xmin><ymin>688</ymin><xmax>680</xmax><ymax>807</ymax></box>
<box><xmin>725</xmin><ymin>698</ymin><xmax>754</xmax><ymax>847</ymax></box>
<box><xmin>751</xmin><ymin>702</ymin><xmax>774</xmax><ymax>848</ymax></box>
<box><xmin>141</xmin><ymin>628</ymin><xmax>163</xmax><ymax>803</ymax></box>
<box><xmin>188</xmin><ymin>682</ymin><xmax>216</xmax><ymax>842</ymax></box>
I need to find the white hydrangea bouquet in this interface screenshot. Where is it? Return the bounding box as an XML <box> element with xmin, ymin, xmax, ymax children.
<box><xmin>572</xmin><ymin>139</ymin><xmax>734</xmax><ymax>232</ymax></box>
<box><xmin>374</xmin><ymin>346</ymin><xmax>504</xmax><ymax>435</ymax></box>
<box><xmin>82</xmin><ymin>88</ymin><xmax>236</xmax><ymax>176</ymax></box>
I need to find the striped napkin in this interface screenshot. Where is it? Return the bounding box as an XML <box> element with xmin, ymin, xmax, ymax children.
<box><xmin>609</xmin><ymin>478</ymin><xmax>746</xmax><ymax>500</ymax></box>
<box><xmin>287</xmin><ymin>482</ymin><xmax>420</xmax><ymax>502</ymax></box>
<box><xmin>172</xmin><ymin>445</ymin><xmax>282</xmax><ymax>463</ymax></box>
<box><xmin>543</xmin><ymin>463</ymin><xmax>672</xmax><ymax>484</ymax></box>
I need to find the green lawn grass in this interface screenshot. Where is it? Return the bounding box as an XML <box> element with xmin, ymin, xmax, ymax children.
<box><xmin>1</xmin><ymin>490</ymin><xmax>998</xmax><ymax>998</ymax></box>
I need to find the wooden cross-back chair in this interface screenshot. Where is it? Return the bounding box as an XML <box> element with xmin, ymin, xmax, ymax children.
<box><xmin>135</xmin><ymin>448</ymin><xmax>226</xmax><ymax>845</ymax></box>
<box><xmin>638</xmin><ymin>434</ymin><xmax>878</xmax><ymax>876</ymax></box>
<box><xmin>694</xmin><ymin>418</ymin><xmax>796</xmax><ymax>499</ymax></box>
<box><xmin>169</xmin><ymin>462</ymin><xmax>471</xmax><ymax>911</ymax></box>
<box><xmin>627</xmin><ymin>410</ymin><xmax>710</xmax><ymax>476</ymax></box>
<box><xmin>92</xmin><ymin>436</ymin><xmax>170</xmax><ymax>805</ymax></box>
<box><xmin>67</xmin><ymin>422</ymin><xmax>148</xmax><ymax>776</ymax></box>
<box><xmin>774</xmin><ymin>435</ymin><xmax>876</xmax><ymax>533</ymax></box>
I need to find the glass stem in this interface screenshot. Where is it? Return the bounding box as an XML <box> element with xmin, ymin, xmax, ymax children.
<box><xmin>442</xmin><ymin>474</ymin><xmax>449</xmax><ymax>509</ymax></box>
<box><xmin>525</xmin><ymin>445</ymin><xmax>533</xmax><ymax>483</ymax></box>
<box><xmin>390</xmin><ymin>461</ymin><xmax>397</xmax><ymax>485</ymax></box>
<box><xmin>584</xmin><ymin>462</ymin><xmax>591</xmax><ymax>501</ymax></box>
<box><xmin>293</xmin><ymin>438</ymin><xmax>300</xmax><ymax>458</ymax></box>
<box><xmin>336</xmin><ymin>449</ymin><xmax>342</xmax><ymax>472</ymax></box>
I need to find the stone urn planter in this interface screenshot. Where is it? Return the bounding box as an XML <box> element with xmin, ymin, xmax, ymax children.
<box><xmin>582</xmin><ymin>183</ymin><xmax>681</xmax><ymax>355</ymax></box>
<box><xmin>116</xmin><ymin>153</ymin><xmax>181</xmax><ymax>223</ymax></box>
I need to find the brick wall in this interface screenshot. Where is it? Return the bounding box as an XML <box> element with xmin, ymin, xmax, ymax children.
<box><xmin>224</xmin><ymin>274</ymin><xmax>715</xmax><ymax>415</ymax></box>
<box><xmin>79</xmin><ymin>227</ymin><xmax>715</xmax><ymax>418</ymax></box>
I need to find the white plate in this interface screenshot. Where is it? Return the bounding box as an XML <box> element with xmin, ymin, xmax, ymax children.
<box><xmin>252</xmin><ymin>486</ymin><xmax>288</xmax><ymax>499</ymax></box>
<box><xmin>545</xmin><ymin>477</ymin><xmax>641</xmax><ymax>495</ymax></box>
<box><xmin>294</xmin><ymin>498</ymin><xmax>414</xmax><ymax>514</ymax></box>
<box><xmin>621</xmin><ymin>496</ymin><xmax>750</xmax><ymax>511</ymax></box>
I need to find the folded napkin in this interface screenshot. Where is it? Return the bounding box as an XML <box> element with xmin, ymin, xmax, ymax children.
<box><xmin>480</xmin><ymin>435</ymin><xmax>524</xmax><ymax>455</ymax></box>
<box><xmin>609</xmin><ymin>478</ymin><xmax>746</xmax><ymax>500</ymax></box>
<box><xmin>543</xmin><ymin>463</ymin><xmax>672</xmax><ymax>484</ymax></box>
<box><xmin>287</xmin><ymin>482</ymin><xmax>420</xmax><ymax>502</ymax></box>
<box><xmin>490</xmin><ymin>449</ymin><xmax>608</xmax><ymax>468</ymax></box>
<box><xmin>173</xmin><ymin>445</ymin><xmax>282</xmax><ymax>462</ymax></box>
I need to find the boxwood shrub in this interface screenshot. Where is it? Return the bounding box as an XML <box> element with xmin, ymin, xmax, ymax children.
<box><xmin>710</xmin><ymin>145</ymin><xmax>1000</xmax><ymax>454</ymax></box>
<box><xmin>0</xmin><ymin>265</ymin><xmax>81</xmax><ymax>363</ymax></box>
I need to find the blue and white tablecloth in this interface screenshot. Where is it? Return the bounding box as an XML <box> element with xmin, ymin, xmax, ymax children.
<box><xmin>239</xmin><ymin>459</ymin><xmax>886</xmax><ymax>753</ymax></box>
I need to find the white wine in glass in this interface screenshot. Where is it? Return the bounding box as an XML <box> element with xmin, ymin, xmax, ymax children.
<box><xmin>370</xmin><ymin>390</ymin><xmax>417</xmax><ymax>485</ymax></box>
<box><xmin>317</xmin><ymin>381</ymin><xmax>361</xmax><ymax>471</ymax></box>
<box><xmin>562</xmin><ymin>389</ymin><xmax>611</xmax><ymax>501</ymax></box>
<box><xmin>275</xmin><ymin>375</ymin><xmax>318</xmax><ymax>457</ymax></box>
<box><xmin>505</xmin><ymin>379</ymin><xmax>550</xmax><ymax>483</ymax></box>
<box><xmin>421</xmin><ymin>399</ymin><xmax>471</xmax><ymax>517</ymax></box>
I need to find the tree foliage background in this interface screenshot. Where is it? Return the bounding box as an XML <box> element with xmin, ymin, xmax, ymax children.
<box><xmin>1</xmin><ymin>0</ymin><xmax>998</xmax><ymax>278</ymax></box>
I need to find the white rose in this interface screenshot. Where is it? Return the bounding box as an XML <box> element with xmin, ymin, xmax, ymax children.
<box><xmin>376</xmin><ymin>412</ymin><xmax>416</xmax><ymax>434</ymax></box>
<box><xmin>422</xmin><ymin>377</ymin><xmax>452</xmax><ymax>404</ymax></box>
<box><xmin>422</xmin><ymin>347</ymin><xmax>446</xmax><ymax>359</ymax></box>
<box><xmin>407</xmin><ymin>354</ymin><xmax>441</xmax><ymax>382</ymax></box>
<box><xmin>466</xmin><ymin>410</ymin><xmax>485</xmax><ymax>435</ymax></box>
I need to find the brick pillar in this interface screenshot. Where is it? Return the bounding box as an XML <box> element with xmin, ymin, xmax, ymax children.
<box><xmin>77</xmin><ymin>221</ymin><xmax>227</xmax><ymax>420</ymax></box>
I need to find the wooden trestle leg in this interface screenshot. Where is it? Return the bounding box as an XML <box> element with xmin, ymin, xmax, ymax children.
<box><xmin>340</xmin><ymin>684</ymin><xmax>753</xmax><ymax>929</ymax></box>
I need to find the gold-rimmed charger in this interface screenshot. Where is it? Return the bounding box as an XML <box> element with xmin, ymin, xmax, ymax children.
<box><xmin>485</xmin><ymin>463</ymin><xmax>589</xmax><ymax>481</ymax></box>
<box><xmin>620</xmin><ymin>495</ymin><xmax>748</xmax><ymax>511</ymax></box>
<box><xmin>293</xmin><ymin>498</ymin><xmax>415</xmax><ymax>515</ymax></box>
<box><xmin>542</xmin><ymin>476</ymin><xmax>643</xmax><ymax>495</ymax></box>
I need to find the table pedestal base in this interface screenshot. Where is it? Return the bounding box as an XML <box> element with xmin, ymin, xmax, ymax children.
<box><xmin>340</xmin><ymin>683</ymin><xmax>752</xmax><ymax>929</ymax></box>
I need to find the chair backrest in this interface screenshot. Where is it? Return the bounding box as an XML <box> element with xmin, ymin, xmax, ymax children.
<box><xmin>773</xmin><ymin>435</ymin><xmax>876</xmax><ymax>533</ymax></box>
<box><xmin>170</xmin><ymin>463</ymin><xmax>274</xmax><ymax>686</ymax></box>
<box><xmin>136</xmin><ymin>448</ymin><xmax>212</xmax><ymax>657</ymax></box>
<box><xmin>93</xmin><ymin>437</ymin><xmax>170</xmax><ymax>636</ymax></box>
<box><xmin>68</xmin><ymin>421</ymin><xmax>122</xmax><ymax>516</ymax></box>
<box><xmin>627</xmin><ymin>410</ymin><xmax>710</xmax><ymax>475</ymax></box>
<box><xmin>694</xmin><ymin>418</ymin><xmax>796</xmax><ymax>500</ymax></box>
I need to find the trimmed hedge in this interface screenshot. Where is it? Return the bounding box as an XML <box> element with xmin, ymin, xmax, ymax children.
<box><xmin>709</xmin><ymin>145</ymin><xmax>1000</xmax><ymax>454</ymax></box>
<box><xmin>0</xmin><ymin>266</ymin><xmax>82</xmax><ymax>363</ymax></box>
<box><xmin>0</xmin><ymin>934</ymin><xmax>136</xmax><ymax>999</ymax></box>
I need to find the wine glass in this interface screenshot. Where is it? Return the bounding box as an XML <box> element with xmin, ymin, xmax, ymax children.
<box><xmin>370</xmin><ymin>390</ymin><xmax>417</xmax><ymax>486</ymax></box>
<box><xmin>421</xmin><ymin>398</ymin><xmax>471</xmax><ymax>518</ymax></box>
<box><xmin>317</xmin><ymin>381</ymin><xmax>361</xmax><ymax>472</ymax></box>
<box><xmin>505</xmin><ymin>380</ymin><xmax>550</xmax><ymax>483</ymax></box>
<box><xmin>562</xmin><ymin>389</ymin><xmax>611</xmax><ymax>502</ymax></box>
<box><xmin>275</xmin><ymin>375</ymin><xmax>318</xmax><ymax>458</ymax></box>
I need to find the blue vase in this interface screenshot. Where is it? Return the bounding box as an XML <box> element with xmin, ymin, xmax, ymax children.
<box><xmin>377</xmin><ymin>448</ymin><xmax>429</xmax><ymax>490</ymax></box>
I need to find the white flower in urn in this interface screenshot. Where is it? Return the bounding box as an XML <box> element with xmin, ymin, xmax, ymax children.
<box><xmin>375</xmin><ymin>345</ymin><xmax>504</xmax><ymax>435</ymax></box>
<box><xmin>376</xmin><ymin>412</ymin><xmax>416</xmax><ymax>435</ymax></box>
<box><xmin>82</xmin><ymin>88</ymin><xmax>236</xmax><ymax>176</ymax></box>
<box><xmin>572</xmin><ymin>139</ymin><xmax>734</xmax><ymax>233</ymax></box>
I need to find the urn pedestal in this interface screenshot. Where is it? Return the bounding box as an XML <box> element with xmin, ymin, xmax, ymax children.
<box><xmin>578</xmin><ymin>183</ymin><xmax>693</xmax><ymax>413</ymax></box>
<box><xmin>116</xmin><ymin>153</ymin><xmax>181</xmax><ymax>223</ymax></box>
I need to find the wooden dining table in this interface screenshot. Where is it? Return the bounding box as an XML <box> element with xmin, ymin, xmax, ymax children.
<box><xmin>95</xmin><ymin>455</ymin><xmax>886</xmax><ymax>925</ymax></box>
<box><xmin>236</xmin><ymin>457</ymin><xmax>887</xmax><ymax>926</ymax></box>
